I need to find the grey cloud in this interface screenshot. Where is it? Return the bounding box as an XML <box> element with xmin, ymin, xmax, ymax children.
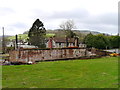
<box><xmin>11</xmin><ymin>22</ymin><xmax>28</xmax><ymax>29</ymax></box>
<box><xmin>76</xmin><ymin>12</ymin><xmax>117</xmax><ymax>26</ymax></box>
<box><xmin>48</xmin><ymin>8</ymin><xmax>89</xmax><ymax>19</ymax></box>
<box><xmin>30</xmin><ymin>9</ymin><xmax>51</xmax><ymax>21</ymax></box>
<box><xmin>83</xmin><ymin>23</ymin><xmax>117</xmax><ymax>33</ymax></box>
<box><xmin>99</xmin><ymin>13</ymin><xmax>117</xmax><ymax>26</ymax></box>
<box><xmin>75</xmin><ymin>12</ymin><xmax>117</xmax><ymax>34</ymax></box>
<box><xmin>0</xmin><ymin>7</ymin><xmax>15</xmax><ymax>16</ymax></box>
<box><xmin>5</xmin><ymin>22</ymin><xmax>29</xmax><ymax>35</ymax></box>
<box><xmin>17</xmin><ymin>8</ymin><xmax>118</xmax><ymax>35</ymax></box>
<box><xmin>47</xmin><ymin>9</ymin><xmax>117</xmax><ymax>28</ymax></box>
<box><xmin>80</xmin><ymin>21</ymin><xmax>118</xmax><ymax>34</ymax></box>
<box><xmin>45</xmin><ymin>9</ymin><xmax>117</xmax><ymax>34</ymax></box>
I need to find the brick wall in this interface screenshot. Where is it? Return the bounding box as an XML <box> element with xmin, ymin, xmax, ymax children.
<box><xmin>9</xmin><ymin>48</ymin><xmax>87</xmax><ymax>63</ymax></box>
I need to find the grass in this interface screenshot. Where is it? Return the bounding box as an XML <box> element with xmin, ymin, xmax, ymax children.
<box><xmin>7</xmin><ymin>33</ymin><xmax>55</xmax><ymax>40</ymax></box>
<box><xmin>46</xmin><ymin>33</ymin><xmax>55</xmax><ymax>38</ymax></box>
<box><xmin>2</xmin><ymin>57</ymin><xmax>118</xmax><ymax>88</ymax></box>
<box><xmin>8</xmin><ymin>34</ymin><xmax>28</xmax><ymax>40</ymax></box>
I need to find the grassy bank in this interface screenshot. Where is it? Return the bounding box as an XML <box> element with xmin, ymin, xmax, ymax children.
<box><xmin>2</xmin><ymin>57</ymin><xmax>118</xmax><ymax>88</ymax></box>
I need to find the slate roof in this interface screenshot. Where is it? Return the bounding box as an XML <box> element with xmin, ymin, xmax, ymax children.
<box><xmin>53</xmin><ymin>37</ymin><xmax>75</xmax><ymax>43</ymax></box>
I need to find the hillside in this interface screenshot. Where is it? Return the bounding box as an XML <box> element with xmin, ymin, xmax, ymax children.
<box><xmin>54</xmin><ymin>29</ymin><xmax>110</xmax><ymax>35</ymax></box>
<box><xmin>23</xmin><ymin>29</ymin><xmax>103</xmax><ymax>35</ymax></box>
<box><xmin>73</xmin><ymin>30</ymin><xmax>101</xmax><ymax>35</ymax></box>
<box><xmin>4</xmin><ymin>29</ymin><xmax>109</xmax><ymax>41</ymax></box>
<box><xmin>7</xmin><ymin>33</ymin><xmax>55</xmax><ymax>40</ymax></box>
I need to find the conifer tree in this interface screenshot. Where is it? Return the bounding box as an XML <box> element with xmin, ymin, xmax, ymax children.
<box><xmin>28</xmin><ymin>19</ymin><xmax>46</xmax><ymax>48</ymax></box>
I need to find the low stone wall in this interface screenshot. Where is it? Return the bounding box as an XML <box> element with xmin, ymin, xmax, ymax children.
<box><xmin>9</xmin><ymin>48</ymin><xmax>87</xmax><ymax>63</ymax></box>
<box><xmin>89</xmin><ymin>49</ymin><xmax>112</xmax><ymax>56</ymax></box>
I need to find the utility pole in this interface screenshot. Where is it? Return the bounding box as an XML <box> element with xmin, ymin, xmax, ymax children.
<box><xmin>2</xmin><ymin>27</ymin><xmax>5</xmax><ymax>54</ymax></box>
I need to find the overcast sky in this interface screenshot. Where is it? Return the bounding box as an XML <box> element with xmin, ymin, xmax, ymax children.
<box><xmin>0</xmin><ymin>0</ymin><xmax>119</xmax><ymax>35</ymax></box>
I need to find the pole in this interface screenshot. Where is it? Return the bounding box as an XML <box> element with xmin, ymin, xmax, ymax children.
<box><xmin>19</xmin><ymin>35</ymin><xmax>21</xmax><ymax>48</ymax></box>
<box><xmin>2</xmin><ymin>27</ymin><xmax>5</xmax><ymax>54</ymax></box>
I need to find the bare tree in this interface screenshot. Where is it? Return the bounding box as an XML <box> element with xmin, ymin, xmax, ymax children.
<box><xmin>59</xmin><ymin>20</ymin><xmax>75</xmax><ymax>30</ymax></box>
<box><xmin>59</xmin><ymin>20</ymin><xmax>76</xmax><ymax>38</ymax></box>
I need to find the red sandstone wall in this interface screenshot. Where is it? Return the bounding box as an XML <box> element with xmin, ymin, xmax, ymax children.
<box><xmin>9</xmin><ymin>48</ymin><xmax>86</xmax><ymax>63</ymax></box>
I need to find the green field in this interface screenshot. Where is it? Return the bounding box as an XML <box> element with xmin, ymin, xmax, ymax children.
<box><xmin>2</xmin><ymin>57</ymin><xmax>118</xmax><ymax>88</ymax></box>
<box><xmin>46</xmin><ymin>33</ymin><xmax>55</xmax><ymax>38</ymax></box>
<box><xmin>8</xmin><ymin>34</ymin><xmax>28</xmax><ymax>40</ymax></box>
<box><xmin>7</xmin><ymin>33</ymin><xmax>55</xmax><ymax>40</ymax></box>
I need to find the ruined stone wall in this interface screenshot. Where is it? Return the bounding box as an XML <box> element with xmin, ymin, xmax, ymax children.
<box><xmin>9</xmin><ymin>48</ymin><xmax>87</xmax><ymax>63</ymax></box>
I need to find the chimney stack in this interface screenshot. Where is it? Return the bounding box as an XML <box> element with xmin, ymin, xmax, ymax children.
<box><xmin>48</xmin><ymin>37</ymin><xmax>53</xmax><ymax>48</ymax></box>
<box><xmin>75</xmin><ymin>37</ymin><xmax>79</xmax><ymax>47</ymax></box>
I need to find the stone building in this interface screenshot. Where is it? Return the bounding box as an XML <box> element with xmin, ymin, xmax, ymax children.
<box><xmin>46</xmin><ymin>37</ymin><xmax>86</xmax><ymax>48</ymax></box>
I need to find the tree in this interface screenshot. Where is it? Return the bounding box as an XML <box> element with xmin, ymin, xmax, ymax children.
<box><xmin>28</xmin><ymin>19</ymin><xmax>46</xmax><ymax>48</ymax></box>
<box><xmin>83</xmin><ymin>33</ymin><xmax>110</xmax><ymax>49</ymax></box>
<box><xmin>93</xmin><ymin>34</ymin><xmax>109</xmax><ymax>49</ymax></box>
<box><xmin>59</xmin><ymin>20</ymin><xmax>76</xmax><ymax>38</ymax></box>
<box><xmin>23</xmin><ymin>31</ymin><xmax>28</xmax><ymax>34</ymax></box>
<box><xmin>59</xmin><ymin>20</ymin><xmax>75</xmax><ymax>30</ymax></box>
<box><xmin>110</xmin><ymin>35</ymin><xmax>120</xmax><ymax>48</ymax></box>
<box><xmin>83</xmin><ymin>33</ymin><xmax>95</xmax><ymax>48</ymax></box>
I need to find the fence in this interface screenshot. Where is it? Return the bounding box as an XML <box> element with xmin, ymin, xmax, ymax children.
<box><xmin>9</xmin><ymin>48</ymin><xmax>87</xmax><ymax>63</ymax></box>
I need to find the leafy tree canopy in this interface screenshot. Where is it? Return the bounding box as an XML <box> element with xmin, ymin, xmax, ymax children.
<box><xmin>83</xmin><ymin>33</ymin><xmax>111</xmax><ymax>49</ymax></box>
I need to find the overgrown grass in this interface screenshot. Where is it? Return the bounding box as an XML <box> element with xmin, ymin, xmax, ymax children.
<box><xmin>2</xmin><ymin>57</ymin><xmax>118</xmax><ymax>88</ymax></box>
